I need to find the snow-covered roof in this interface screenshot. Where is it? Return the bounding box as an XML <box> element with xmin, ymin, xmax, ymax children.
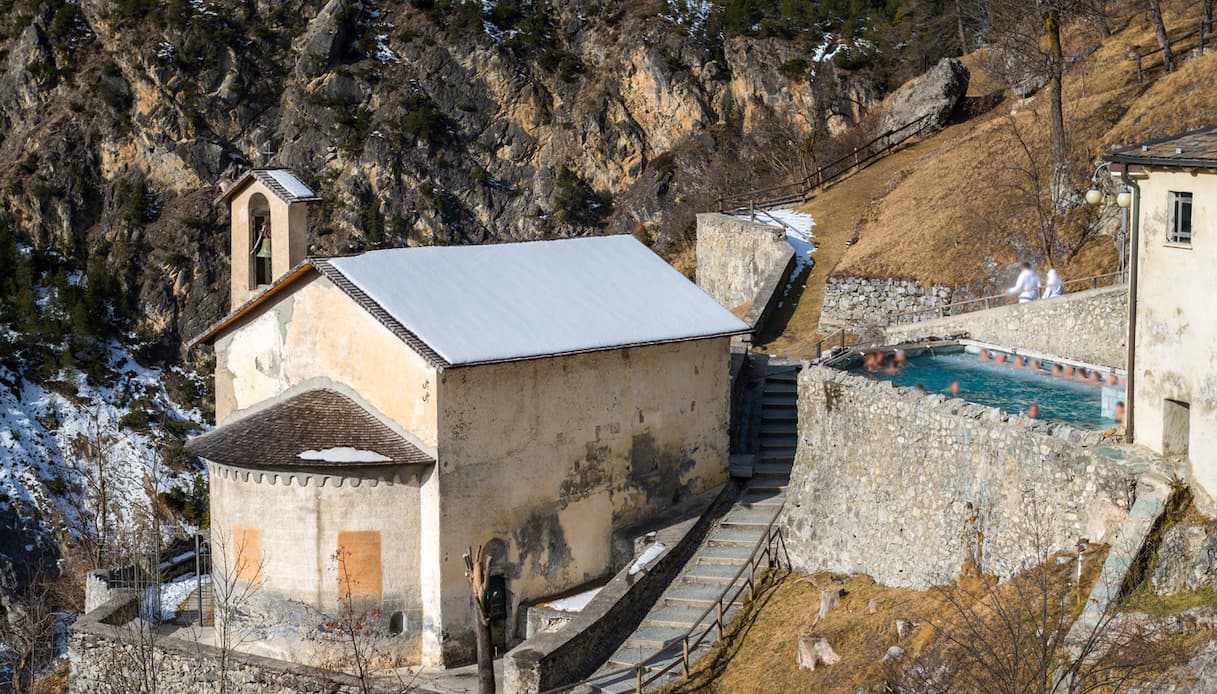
<box><xmin>315</xmin><ymin>235</ymin><xmax>749</xmax><ymax>367</ymax></box>
<box><xmin>215</xmin><ymin>168</ymin><xmax>321</xmax><ymax>205</ymax></box>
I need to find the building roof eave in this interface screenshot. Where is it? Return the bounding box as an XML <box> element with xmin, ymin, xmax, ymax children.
<box><xmin>187</xmin><ymin>262</ymin><xmax>317</xmax><ymax>348</ymax></box>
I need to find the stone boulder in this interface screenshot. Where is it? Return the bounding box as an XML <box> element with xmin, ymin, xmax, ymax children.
<box><xmin>1151</xmin><ymin>524</ymin><xmax>1217</xmax><ymax>594</ymax></box>
<box><xmin>877</xmin><ymin>58</ymin><xmax>970</xmax><ymax>136</ymax></box>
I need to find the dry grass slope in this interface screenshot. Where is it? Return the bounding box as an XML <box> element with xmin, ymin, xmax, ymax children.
<box><xmin>756</xmin><ymin>0</ymin><xmax>1216</xmax><ymax>353</ymax></box>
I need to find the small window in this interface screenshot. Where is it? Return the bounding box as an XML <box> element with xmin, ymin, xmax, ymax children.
<box><xmin>1168</xmin><ymin>191</ymin><xmax>1193</xmax><ymax>245</ymax></box>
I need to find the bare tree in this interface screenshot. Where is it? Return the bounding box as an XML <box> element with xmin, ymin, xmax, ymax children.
<box><xmin>206</xmin><ymin>526</ymin><xmax>265</xmax><ymax>691</ymax></box>
<box><xmin>886</xmin><ymin>511</ymin><xmax>1187</xmax><ymax>693</ymax></box>
<box><xmin>59</xmin><ymin>406</ymin><xmax>137</xmax><ymax>570</ymax></box>
<box><xmin>1146</xmin><ymin>0</ymin><xmax>1174</xmax><ymax>72</ymax></box>
<box><xmin>464</xmin><ymin>546</ymin><xmax>495</xmax><ymax>694</ymax></box>
<box><xmin>0</xmin><ymin>569</ymin><xmax>68</xmax><ymax>693</ymax></box>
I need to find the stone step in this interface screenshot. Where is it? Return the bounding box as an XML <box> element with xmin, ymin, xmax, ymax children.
<box><xmin>624</xmin><ymin>624</ymin><xmax>691</xmax><ymax>649</ymax></box>
<box><xmin>687</xmin><ymin>561</ymin><xmax>743</xmax><ymax>584</ymax></box>
<box><xmin>761</xmin><ymin>413</ymin><xmax>797</xmax><ymax>425</ymax></box>
<box><xmin>700</xmin><ymin>543</ymin><xmax>756</xmax><ymax>563</ymax></box>
<box><xmin>648</xmin><ymin>604</ymin><xmax>711</xmax><ymax>627</ymax></box>
<box><xmin>761</xmin><ymin>402</ymin><xmax>797</xmax><ymax>414</ymax></box>
<box><xmin>765</xmin><ymin>374</ymin><xmax>798</xmax><ymax>385</ymax></box>
<box><xmin>663</xmin><ymin>580</ymin><xmax>743</xmax><ymax>605</ymax></box>
<box><xmin>765</xmin><ymin>382</ymin><xmax>798</xmax><ymax>395</ymax></box>
<box><xmin>709</xmin><ymin>525</ymin><xmax>766</xmax><ymax>546</ymax></box>
<box><xmin>759</xmin><ymin>421</ymin><xmax>798</xmax><ymax>433</ymax></box>
<box><xmin>740</xmin><ymin>491</ymin><xmax>784</xmax><ymax>509</ymax></box>
<box><xmin>758</xmin><ymin>440</ymin><xmax>796</xmax><ymax>452</ymax></box>
<box><xmin>724</xmin><ymin>507</ymin><xmax>777</xmax><ymax>526</ymax></box>
<box><xmin>606</xmin><ymin>644</ymin><xmax>688</xmax><ymax>668</ymax></box>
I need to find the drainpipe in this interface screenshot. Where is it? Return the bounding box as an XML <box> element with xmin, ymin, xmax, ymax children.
<box><xmin>1122</xmin><ymin>164</ymin><xmax>1141</xmax><ymax>443</ymax></box>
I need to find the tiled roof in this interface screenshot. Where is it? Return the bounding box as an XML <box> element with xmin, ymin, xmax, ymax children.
<box><xmin>215</xmin><ymin>169</ymin><xmax>321</xmax><ymax>205</ymax></box>
<box><xmin>185</xmin><ymin>389</ymin><xmax>433</xmax><ymax>469</ymax></box>
<box><xmin>1107</xmin><ymin>126</ymin><xmax>1217</xmax><ymax>167</ymax></box>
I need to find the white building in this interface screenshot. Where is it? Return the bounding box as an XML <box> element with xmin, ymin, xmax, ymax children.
<box><xmin>1108</xmin><ymin>126</ymin><xmax>1217</xmax><ymax>508</ymax></box>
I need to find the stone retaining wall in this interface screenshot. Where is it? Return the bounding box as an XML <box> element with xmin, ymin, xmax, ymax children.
<box><xmin>695</xmin><ymin>213</ymin><xmax>794</xmax><ymax>315</ymax></box>
<box><xmin>781</xmin><ymin>366</ymin><xmax>1152</xmax><ymax>589</ymax></box>
<box><xmin>819</xmin><ymin>276</ymin><xmax>953</xmax><ymax>333</ymax></box>
<box><xmin>70</xmin><ymin>594</ymin><xmax>419</xmax><ymax>694</ymax></box>
<box><xmin>883</xmin><ymin>285</ymin><xmax>1128</xmax><ymax>368</ymax></box>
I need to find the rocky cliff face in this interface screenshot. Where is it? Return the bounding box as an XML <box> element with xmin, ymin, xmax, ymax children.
<box><xmin>0</xmin><ymin>0</ymin><xmax>883</xmax><ymax>349</ymax></box>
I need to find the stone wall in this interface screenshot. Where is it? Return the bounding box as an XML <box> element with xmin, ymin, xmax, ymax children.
<box><xmin>819</xmin><ymin>276</ymin><xmax>953</xmax><ymax>333</ymax></box>
<box><xmin>883</xmin><ymin>285</ymin><xmax>1128</xmax><ymax>368</ymax></box>
<box><xmin>695</xmin><ymin>213</ymin><xmax>794</xmax><ymax>315</ymax></box>
<box><xmin>781</xmin><ymin>367</ymin><xmax>1154</xmax><ymax>589</ymax></box>
<box><xmin>70</xmin><ymin>595</ymin><xmax>411</xmax><ymax>694</ymax></box>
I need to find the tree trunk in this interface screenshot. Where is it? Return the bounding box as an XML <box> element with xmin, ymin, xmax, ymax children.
<box><xmin>1093</xmin><ymin>0</ymin><xmax>1111</xmax><ymax>38</ymax></box>
<box><xmin>1206</xmin><ymin>0</ymin><xmax>1214</xmax><ymax>35</ymax></box>
<box><xmin>1147</xmin><ymin>0</ymin><xmax>1174</xmax><ymax>72</ymax></box>
<box><xmin>1044</xmin><ymin>7</ymin><xmax>1068</xmax><ymax>206</ymax></box>
<box><xmin>465</xmin><ymin>547</ymin><xmax>496</xmax><ymax>694</ymax></box>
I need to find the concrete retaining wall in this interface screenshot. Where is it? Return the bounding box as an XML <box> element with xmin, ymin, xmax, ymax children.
<box><xmin>883</xmin><ymin>285</ymin><xmax>1128</xmax><ymax>368</ymax></box>
<box><xmin>695</xmin><ymin>213</ymin><xmax>794</xmax><ymax>316</ymax></box>
<box><xmin>781</xmin><ymin>366</ymin><xmax>1156</xmax><ymax>589</ymax></box>
<box><xmin>819</xmin><ymin>276</ymin><xmax>954</xmax><ymax>333</ymax></box>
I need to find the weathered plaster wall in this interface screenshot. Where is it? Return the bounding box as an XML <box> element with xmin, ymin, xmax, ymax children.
<box><xmin>781</xmin><ymin>367</ymin><xmax>1145</xmax><ymax>589</ymax></box>
<box><xmin>883</xmin><ymin>285</ymin><xmax>1128</xmax><ymax>368</ymax></box>
<box><xmin>695</xmin><ymin>213</ymin><xmax>794</xmax><ymax>313</ymax></box>
<box><xmin>213</xmin><ymin>274</ymin><xmax>439</xmax><ymax>449</ymax></box>
<box><xmin>208</xmin><ymin>461</ymin><xmax>427</xmax><ymax>665</ymax></box>
<box><xmin>431</xmin><ymin>337</ymin><xmax>733</xmax><ymax>664</ymax></box>
<box><xmin>819</xmin><ymin>275</ymin><xmax>953</xmax><ymax>333</ymax></box>
<box><xmin>1131</xmin><ymin>169</ymin><xmax>1217</xmax><ymax>508</ymax></box>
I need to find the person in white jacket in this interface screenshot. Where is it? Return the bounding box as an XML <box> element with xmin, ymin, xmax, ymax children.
<box><xmin>1007</xmin><ymin>262</ymin><xmax>1041</xmax><ymax>303</ymax></box>
<box><xmin>1042</xmin><ymin>268</ymin><xmax>1064</xmax><ymax>298</ymax></box>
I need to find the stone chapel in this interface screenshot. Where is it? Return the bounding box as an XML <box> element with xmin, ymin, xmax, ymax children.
<box><xmin>185</xmin><ymin>170</ymin><xmax>748</xmax><ymax>667</ymax></box>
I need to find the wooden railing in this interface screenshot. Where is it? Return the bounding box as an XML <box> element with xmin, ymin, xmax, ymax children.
<box><xmin>718</xmin><ymin>114</ymin><xmax>933</xmax><ymax>213</ymax></box>
<box><xmin>886</xmin><ymin>271</ymin><xmax>1126</xmax><ymax>327</ymax></box>
<box><xmin>542</xmin><ymin>506</ymin><xmax>791</xmax><ymax>694</ymax></box>
<box><xmin>815</xmin><ymin>328</ymin><xmax>848</xmax><ymax>360</ymax></box>
<box><xmin>1128</xmin><ymin>21</ymin><xmax>1213</xmax><ymax>82</ymax></box>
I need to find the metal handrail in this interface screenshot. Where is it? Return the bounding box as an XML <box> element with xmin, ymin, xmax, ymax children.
<box><xmin>541</xmin><ymin>503</ymin><xmax>790</xmax><ymax>694</ymax></box>
<box><xmin>886</xmin><ymin>270</ymin><xmax>1126</xmax><ymax>327</ymax></box>
<box><xmin>719</xmin><ymin>114</ymin><xmax>932</xmax><ymax>213</ymax></box>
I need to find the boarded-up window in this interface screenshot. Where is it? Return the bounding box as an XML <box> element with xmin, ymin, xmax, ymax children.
<box><xmin>336</xmin><ymin>530</ymin><xmax>383</xmax><ymax>601</ymax></box>
<box><xmin>232</xmin><ymin>526</ymin><xmax>263</xmax><ymax>583</ymax></box>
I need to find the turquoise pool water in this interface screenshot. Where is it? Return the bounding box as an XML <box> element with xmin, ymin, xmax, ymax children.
<box><xmin>852</xmin><ymin>351</ymin><xmax>1116</xmax><ymax>430</ymax></box>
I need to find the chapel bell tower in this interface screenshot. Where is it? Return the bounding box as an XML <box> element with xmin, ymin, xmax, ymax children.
<box><xmin>216</xmin><ymin>169</ymin><xmax>320</xmax><ymax>310</ymax></box>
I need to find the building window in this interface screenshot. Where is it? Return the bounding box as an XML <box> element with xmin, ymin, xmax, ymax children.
<box><xmin>1168</xmin><ymin>191</ymin><xmax>1193</xmax><ymax>245</ymax></box>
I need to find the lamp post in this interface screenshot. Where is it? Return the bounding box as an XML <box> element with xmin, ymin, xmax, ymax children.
<box><xmin>1085</xmin><ymin>163</ymin><xmax>1133</xmax><ymax>279</ymax></box>
<box><xmin>1086</xmin><ymin>160</ymin><xmax>1140</xmax><ymax>443</ymax></box>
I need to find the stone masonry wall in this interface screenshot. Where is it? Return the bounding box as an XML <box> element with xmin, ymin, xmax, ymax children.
<box><xmin>695</xmin><ymin>213</ymin><xmax>794</xmax><ymax>313</ymax></box>
<box><xmin>883</xmin><ymin>285</ymin><xmax>1128</xmax><ymax>368</ymax></box>
<box><xmin>70</xmin><ymin>595</ymin><xmax>406</xmax><ymax>694</ymax></box>
<box><xmin>781</xmin><ymin>367</ymin><xmax>1147</xmax><ymax>589</ymax></box>
<box><xmin>819</xmin><ymin>276</ymin><xmax>953</xmax><ymax>333</ymax></box>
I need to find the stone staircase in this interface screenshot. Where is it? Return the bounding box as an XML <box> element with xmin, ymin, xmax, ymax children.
<box><xmin>572</xmin><ymin>362</ymin><xmax>800</xmax><ymax>693</ymax></box>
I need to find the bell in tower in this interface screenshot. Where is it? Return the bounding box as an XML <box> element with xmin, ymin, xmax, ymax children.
<box><xmin>216</xmin><ymin>169</ymin><xmax>320</xmax><ymax>310</ymax></box>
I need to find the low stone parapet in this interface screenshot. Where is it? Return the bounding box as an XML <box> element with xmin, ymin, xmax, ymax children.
<box><xmin>695</xmin><ymin>213</ymin><xmax>795</xmax><ymax>322</ymax></box>
<box><xmin>819</xmin><ymin>275</ymin><xmax>953</xmax><ymax>334</ymax></box>
<box><xmin>883</xmin><ymin>284</ymin><xmax>1128</xmax><ymax>368</ymax></box>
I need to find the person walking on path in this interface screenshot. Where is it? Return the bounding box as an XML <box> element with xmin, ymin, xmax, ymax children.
<box><xmin>1042</xmin><ymin>268</ymin><xmax>1064</xmax><ymax>298</ymax></box>
<box><xmin>1007</xmin><ymin>262</ymin><xmax>1042</xmax><ymax>303</ymax></box>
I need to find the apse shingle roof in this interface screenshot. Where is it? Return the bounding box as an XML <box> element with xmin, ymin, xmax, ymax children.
<box><xmin>185</xmin><ymin>389</ymin><xmax>433</xmax><ymax>469</ymax></box>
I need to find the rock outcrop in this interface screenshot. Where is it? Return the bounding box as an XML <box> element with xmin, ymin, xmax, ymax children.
<box><xmin>877</xmin><ymin>57</ymin><xmax>970</xmax><ymax>135</ymax></box>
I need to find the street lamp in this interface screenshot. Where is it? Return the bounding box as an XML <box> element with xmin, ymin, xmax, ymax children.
<box><xmin>1086</xmin><ymin>163</ymin><xmax>1133</xmax><ymax>277</ymax></box>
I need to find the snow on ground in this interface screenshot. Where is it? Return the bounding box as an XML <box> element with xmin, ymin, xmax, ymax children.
<box><xmin>0</xmin><ymin>339</ymin><xmax>210</xmax><ymax>548</ymax></box>
<box><xmin>156</xmin><ymin>573</ymin><xmax>211</xmax><ymax>622</ymax></box>
<box><xmin>629</xmin><ymin>543</ymin><xmax>666</xmax><ymax>576</ymax></box>
<box><xmin>734</xmin><ymin>207</ymin><xmax>817</xmax><ymax>302</ymax></box>
<box><xmin>544</xmin><ymin>585</ymin><xmax>603</xmax><ymax>613</ymax></box>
